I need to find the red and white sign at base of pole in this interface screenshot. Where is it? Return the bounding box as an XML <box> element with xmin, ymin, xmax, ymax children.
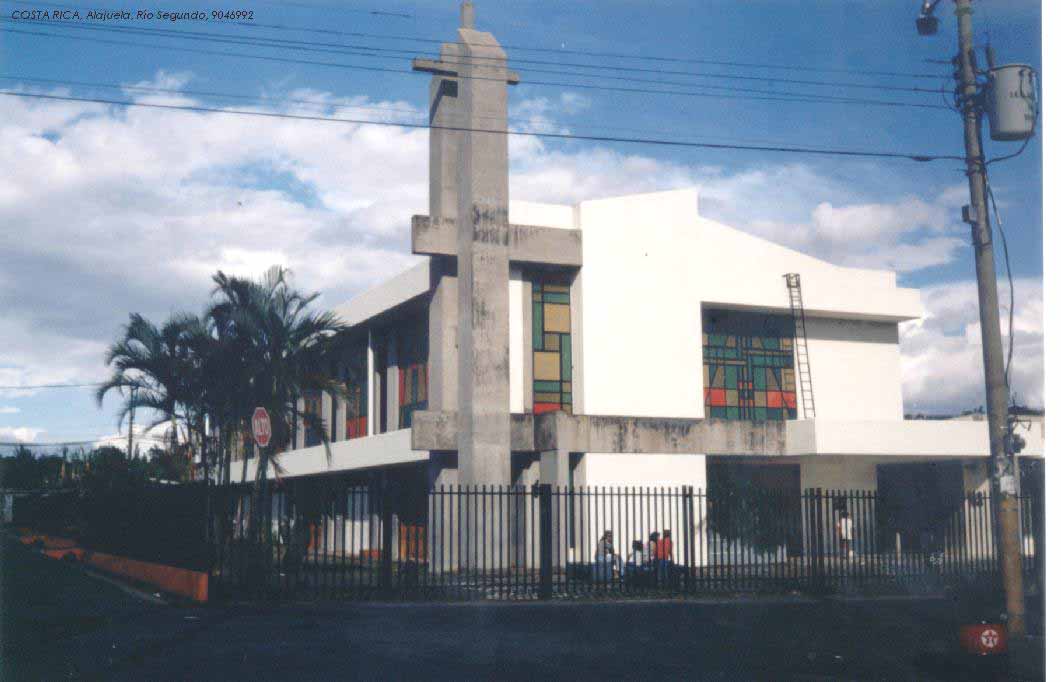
<box><xmin>252</xmin><ymin>407</ymin><xmax>272</xmax><ymax>448</ymax></box>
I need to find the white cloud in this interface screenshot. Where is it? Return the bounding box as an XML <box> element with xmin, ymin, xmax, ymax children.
<box><xmin>900</xmin><ymin>278</ymin><xmax>1043</xmax><ymax>413</ymax></box>
<box><xmin>0</xmin><ymin>407</ymin><xmax>20</xmax><ymax>414</ymax></box>
<box><xmin>0</xmin><ymin>426</ymin><xmax>44</xmax><ymax>443</ymax></box>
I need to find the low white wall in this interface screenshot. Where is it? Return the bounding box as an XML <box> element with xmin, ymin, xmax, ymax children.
<box><xmin>798</xmin><ymin>455</ymin><xmax>879</xmax><ymax>491</ymax></box>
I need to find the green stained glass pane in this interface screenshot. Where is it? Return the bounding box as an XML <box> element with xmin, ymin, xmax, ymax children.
<box><xmin>708</xmin><ymin>334</ymin><xmax>727</xmax><ymax>346</ymax></box>
<box><xmin>533</xmin><ymin>301</ymin><xmax>543</xmax><ymax>350</ymax></box>
<box><xmin>561</xmin><ymin>392</ymin><xmax>572</xmax><ymax>403</ymax></box>
<box><xmin>725</xmin><ymin>406</ymin><xmax>739</xmax><ymax>420</ymax></box>
<box><xmin>763</xmin><ymin>337</ymin><xmax>780</xmax><ymax>350</ymax></box>
<box><xmin>724</xmin><ymin>366</ymin><xmax>738</xmax><ymax>388</ymax></box>
<box><xmin>560</xmin><ymin>334</ymin><xmax>572</xmax><ymax>381</ymax></box>
<box><xmin>767</xmin><ymin>408</ymin><xmax>782</xmax><ymax>420</ymax></box>
<box><xmin>753</xmin><ymin>367</ymin><xmax>766</xmax><ymax>387</ymax></box>
<box><xmin>534</xmin><ymin>380</ymin><xmax>562</xmax><ymax>393</ymax></box>
<box><xmin>543</xmin><ymin>292</ymin><xmax>570</xmax><ymax>304</ymax></box>
<box><xmin>710</xmin><ymin>407</ymin><xmax>727</xmax><ymax>419</ymax></box>
<box><xmin>753</xmin><ymin>407</ymin><xmax>767</xmax><ymax>421</ymax></box>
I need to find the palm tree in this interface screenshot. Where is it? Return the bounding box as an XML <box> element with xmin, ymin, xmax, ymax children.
<box><xmin>97</xmin><ymin>312</ymin><xmax>203</xmax><ymax>469</ymax></box>
<box><xmin>208</xmin><ymin>266</ymin><xmax>349</xmax><ymax>570</ymax></box>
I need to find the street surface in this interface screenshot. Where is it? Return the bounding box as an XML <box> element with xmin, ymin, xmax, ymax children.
<box><xmin>1</xmin><ymin>534</ymin><xmax>1043</xmax><ymax>680</ymax></box>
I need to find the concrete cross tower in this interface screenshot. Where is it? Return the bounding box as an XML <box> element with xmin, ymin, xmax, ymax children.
<box><xmin>414</xmin><ymin>2</ymin><xmax>520</xmax><ymax>485</ymax></box>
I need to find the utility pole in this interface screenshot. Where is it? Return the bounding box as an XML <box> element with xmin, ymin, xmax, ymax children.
<box><xmin>952</xmin><ymin>0</ymin><xmax>1025</xmax><ymax>636</ymax></box>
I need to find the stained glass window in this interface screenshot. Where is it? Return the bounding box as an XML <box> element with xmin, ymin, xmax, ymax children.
<box><xmin>342</xmin><ymin>346</ymin><xmax>368</xmax><ymax>439</ymax></box>
<box><xmin>398</xmin><ymin>319</ymin><xmax>428</xmax><ymax>429</ymax></box>
<box><xmin>703</xmin><ymin>310</ymin><xmax>797</xmax><ymax>421</ymax></box>
<box><xmin>532</xmin><ymin>277</ymin><xmax>573</xmax><ymax>414</ymax></box>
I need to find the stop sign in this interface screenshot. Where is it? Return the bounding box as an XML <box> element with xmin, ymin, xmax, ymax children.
<box><xmin>252</xmin><ymin>407</ymin><xmax>271</xmax><ymax>448</ymax></box>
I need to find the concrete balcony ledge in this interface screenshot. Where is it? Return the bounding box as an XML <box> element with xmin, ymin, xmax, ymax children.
<box><xmin>785</xmin><ymin>419</ymin><xmax>1045</xmax><ymax>458</ymax></box>
<box><xmin>228</xmin><ymin>429</ymin><xmax>427</xmax><ymax>482</ymax></box>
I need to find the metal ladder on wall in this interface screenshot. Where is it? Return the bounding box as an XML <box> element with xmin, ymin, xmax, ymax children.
<box><xmin>784</xmin><ymin>273</ymin><xmax>816</xmax><ymax>419</ymax></box>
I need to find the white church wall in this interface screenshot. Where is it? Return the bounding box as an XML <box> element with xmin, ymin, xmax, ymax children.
<box><xmin>509</xmin><ymin>268</ymin><xmax>524</xmax><ymax>413</ymax></box>
<box><xmin>798</xmin><ymin>455</ymin><xmax>879</xmax><ymax>491</ymax></box>
<box><xmin>803</xmin><ymin>318</ymin><xmax>904</xmax><ymax>421</ymax></box>
<box><xmin>574</xmin><ymin>188</ymin><xmax>922</xmax><ymax>422</ymax></box>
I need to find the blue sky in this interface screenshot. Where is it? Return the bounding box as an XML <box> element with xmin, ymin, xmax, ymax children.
<box><xmin>0</xmin><ymin>0</ymin><xmax>1044</xmax><ymax>452</ymax></box>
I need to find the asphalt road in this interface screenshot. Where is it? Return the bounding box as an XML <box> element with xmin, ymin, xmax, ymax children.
<box><xmin>1</xmin><ymin>534</ymin><xmax>1043</xmax><ymax>681</ymax></box>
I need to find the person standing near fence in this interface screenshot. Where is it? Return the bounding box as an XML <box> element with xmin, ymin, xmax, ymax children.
<box><xmin>837</xmin><ymin>511</ymin><xmax>853</xmax><ymax>558</ymax></box>
<box><xmin>657</xmin><ymin>529</ymin><xmax>674</xmax><ymax>583</ymax></box>
<box><xmin>595</xmin><ymin>530</ymin><xmax>616</xmax><ymax>581</ymax></box>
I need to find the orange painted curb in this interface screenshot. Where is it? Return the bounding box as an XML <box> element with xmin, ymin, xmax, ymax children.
<box><xmin>82</xmin><ymin>551</ymin><xmax>209</xmax><ymax>603</ymax></box>
<box><xmin>36</xmin><ymin>534</ymin><xmax>79</xmax><ymax>549</ymax></box>
<box><xmin>44</xmin><ymin>547</ymin><xmax>85</xmax><ymax>561</ymax></box>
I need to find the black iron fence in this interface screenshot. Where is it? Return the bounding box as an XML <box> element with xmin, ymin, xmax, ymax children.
<box><xmin>207</xmin><ymin>483</ymin><xmax>1043</xmax><ymax>602</ymax></box>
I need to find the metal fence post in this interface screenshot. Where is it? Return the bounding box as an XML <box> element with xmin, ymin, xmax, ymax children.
<box><xmin>810</xmin><ymin>488</ymin><xmax>825</xmax><ymax>594</ymax></box>
<box><xmin>538</xmin><ymin>484</ymin><xmax>553</xmax><ymax>600</ymax></box>
<box><xmin>380</xmin><ymin>481</ymin><xmax>393</xmax><ymax>594</ymax></box>
<box><xmin>682</xmin><ymin>486</ymin><xmax>694</xmax><ymax>594</ymax></box>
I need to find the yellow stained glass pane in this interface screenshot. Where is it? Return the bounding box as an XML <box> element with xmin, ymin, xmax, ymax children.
<box><xmin>542</xmin><ymin>303</ymin><xmax>570</xmax><ymax>333</ymax></box>
<box><xmin>534</xmin><ymin>351</ymin><xmax>561</xmax><ymax>381</ymax></box>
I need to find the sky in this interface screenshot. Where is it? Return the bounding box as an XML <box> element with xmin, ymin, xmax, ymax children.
<box><xmin>0</xmin><ymin>0</ymin><xmax>1046</xmax><ymax>452</ymax></box>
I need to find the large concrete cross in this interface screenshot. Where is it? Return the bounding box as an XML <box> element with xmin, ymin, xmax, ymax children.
<box><xmin>411</xmin><ymin>2</ymin><xmax>581</xmax><ymax>485</ymax></box>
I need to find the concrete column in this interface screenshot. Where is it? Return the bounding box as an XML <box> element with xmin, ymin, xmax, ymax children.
<box><xmin>428</xmin><ymin>257</ymin><xmax>459</xmax><ymax>413</ymax></box>
<box><xmin>366</xmin><ymin>329</ymin><xmax>376</xmax><ymax>436</ymax></box>
<box><xmin>540</xmin><ymin>449</ymin><xmax>570</xmax><ymax>568</ymax></box>
<box><xmin>321</xmin><ymin>392</ymin><xmax>332</xmax><ymax>443</ymax></box>
<box><xmin>539</xmin><ymin>449</ymin><xmax>570</xmax><ymax>488</ymax></box>
<box><xmin>455</xmin><ymin>23</ymin><xmax>512</xmax><ymax>486</ymax></box>
<box><xmin>386</xmin><ymin>333</ymin><xmax>399</xmax><ymax>431</ymax></box>
<box><xmin>335</xmin><ymin>395</ymin><xmax>347</xmax><ymax>442</ymax></box>
<box><xmin>427</xmin><ymin>452</ymin><xmax>459</xmax><ymax>571</ymax></box>
<box><xmin>429</xmin><ymin>41</ymin><xmax>461</xmax><ymax>221</ymax></box>
<box><xmin>521</xmin><ymin>275</ymin><xmax>533</xmax><ymax>413</ymax></box>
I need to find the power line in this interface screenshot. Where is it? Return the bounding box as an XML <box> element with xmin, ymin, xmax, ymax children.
<box><xmin>0</xmin><ymin>0</ymin><xmax>942</xmax><ymax>79</ymax></box>
<box><xmin>0</xmin><ymin>75</ymin><xmax>828</xmax><ymax>146</ymax></box>
<box><xmin>249</xmin><ymin>0</ymin><xmax>411</xmax><ymax>19</ymax></box>
<box><xmin>0</xmin><ymin>382</ymin><xmax>100</xmax><ymax>389</ymax></box>
<box><xmin>0</xmin><ymin>15</ymin><xmax>946</xmax><ymax>96</ymax></box>
<box><xmin>0</xmin><ymin>26</ymin><xmax>951</xmax><ymax>111</ymax></box>
<box><xmin>1</xmin><ymin>89</ymin><xmax>966</xmax><ymax>163</ymax></box>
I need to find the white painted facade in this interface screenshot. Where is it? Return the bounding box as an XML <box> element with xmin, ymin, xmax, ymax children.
<box><xmin>247</xmin><ymin>187</ymin><xmax>1042</xmax><ymax>495</ymax></box>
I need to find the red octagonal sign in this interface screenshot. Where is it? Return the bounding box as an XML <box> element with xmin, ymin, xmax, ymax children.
<box><xmin>252</xmin><ymin>407</ymin><xmax>271</xmax><ymax>448</ymax></box>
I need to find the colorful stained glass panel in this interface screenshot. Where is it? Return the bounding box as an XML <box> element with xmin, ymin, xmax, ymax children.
<box><xmin>532</xmin><ymin>277</ymin><xmax>573</xmax><ymax>414</ymax></box>
<box><xmin>703</xmin><ymin>309</ymin><xmax>797</xmax><ymax>420</ymax></box>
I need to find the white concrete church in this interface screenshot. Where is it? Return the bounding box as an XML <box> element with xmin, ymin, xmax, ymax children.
<box><xmin>230</xmin><ymin>2</ymin><xmax>1043</xmax><ymax>515</ymax></box>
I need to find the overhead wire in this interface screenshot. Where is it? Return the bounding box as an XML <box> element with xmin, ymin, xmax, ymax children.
<box><xmin>0</xmin><ymin>89</ymin><xmax>966</xmax><ymax>163</ymax></box>
<box><xmin>0</xmin><ymin>0</ymin><xmax>946</xmax><ymax>79</ymax></box>
<box><xmin>0</xmin><ymin>15</ymin><xmax>947</xmax><ymax>96</ymax></box>
<box><xmin>0</xmin><ymin>75</ymin><xmax>835</xmax><ymax>146</ymax></box>
<box><xmin>0</xmin><ymin>25</ymin><xmax>952</xmax><ymax>111</ymax></box>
